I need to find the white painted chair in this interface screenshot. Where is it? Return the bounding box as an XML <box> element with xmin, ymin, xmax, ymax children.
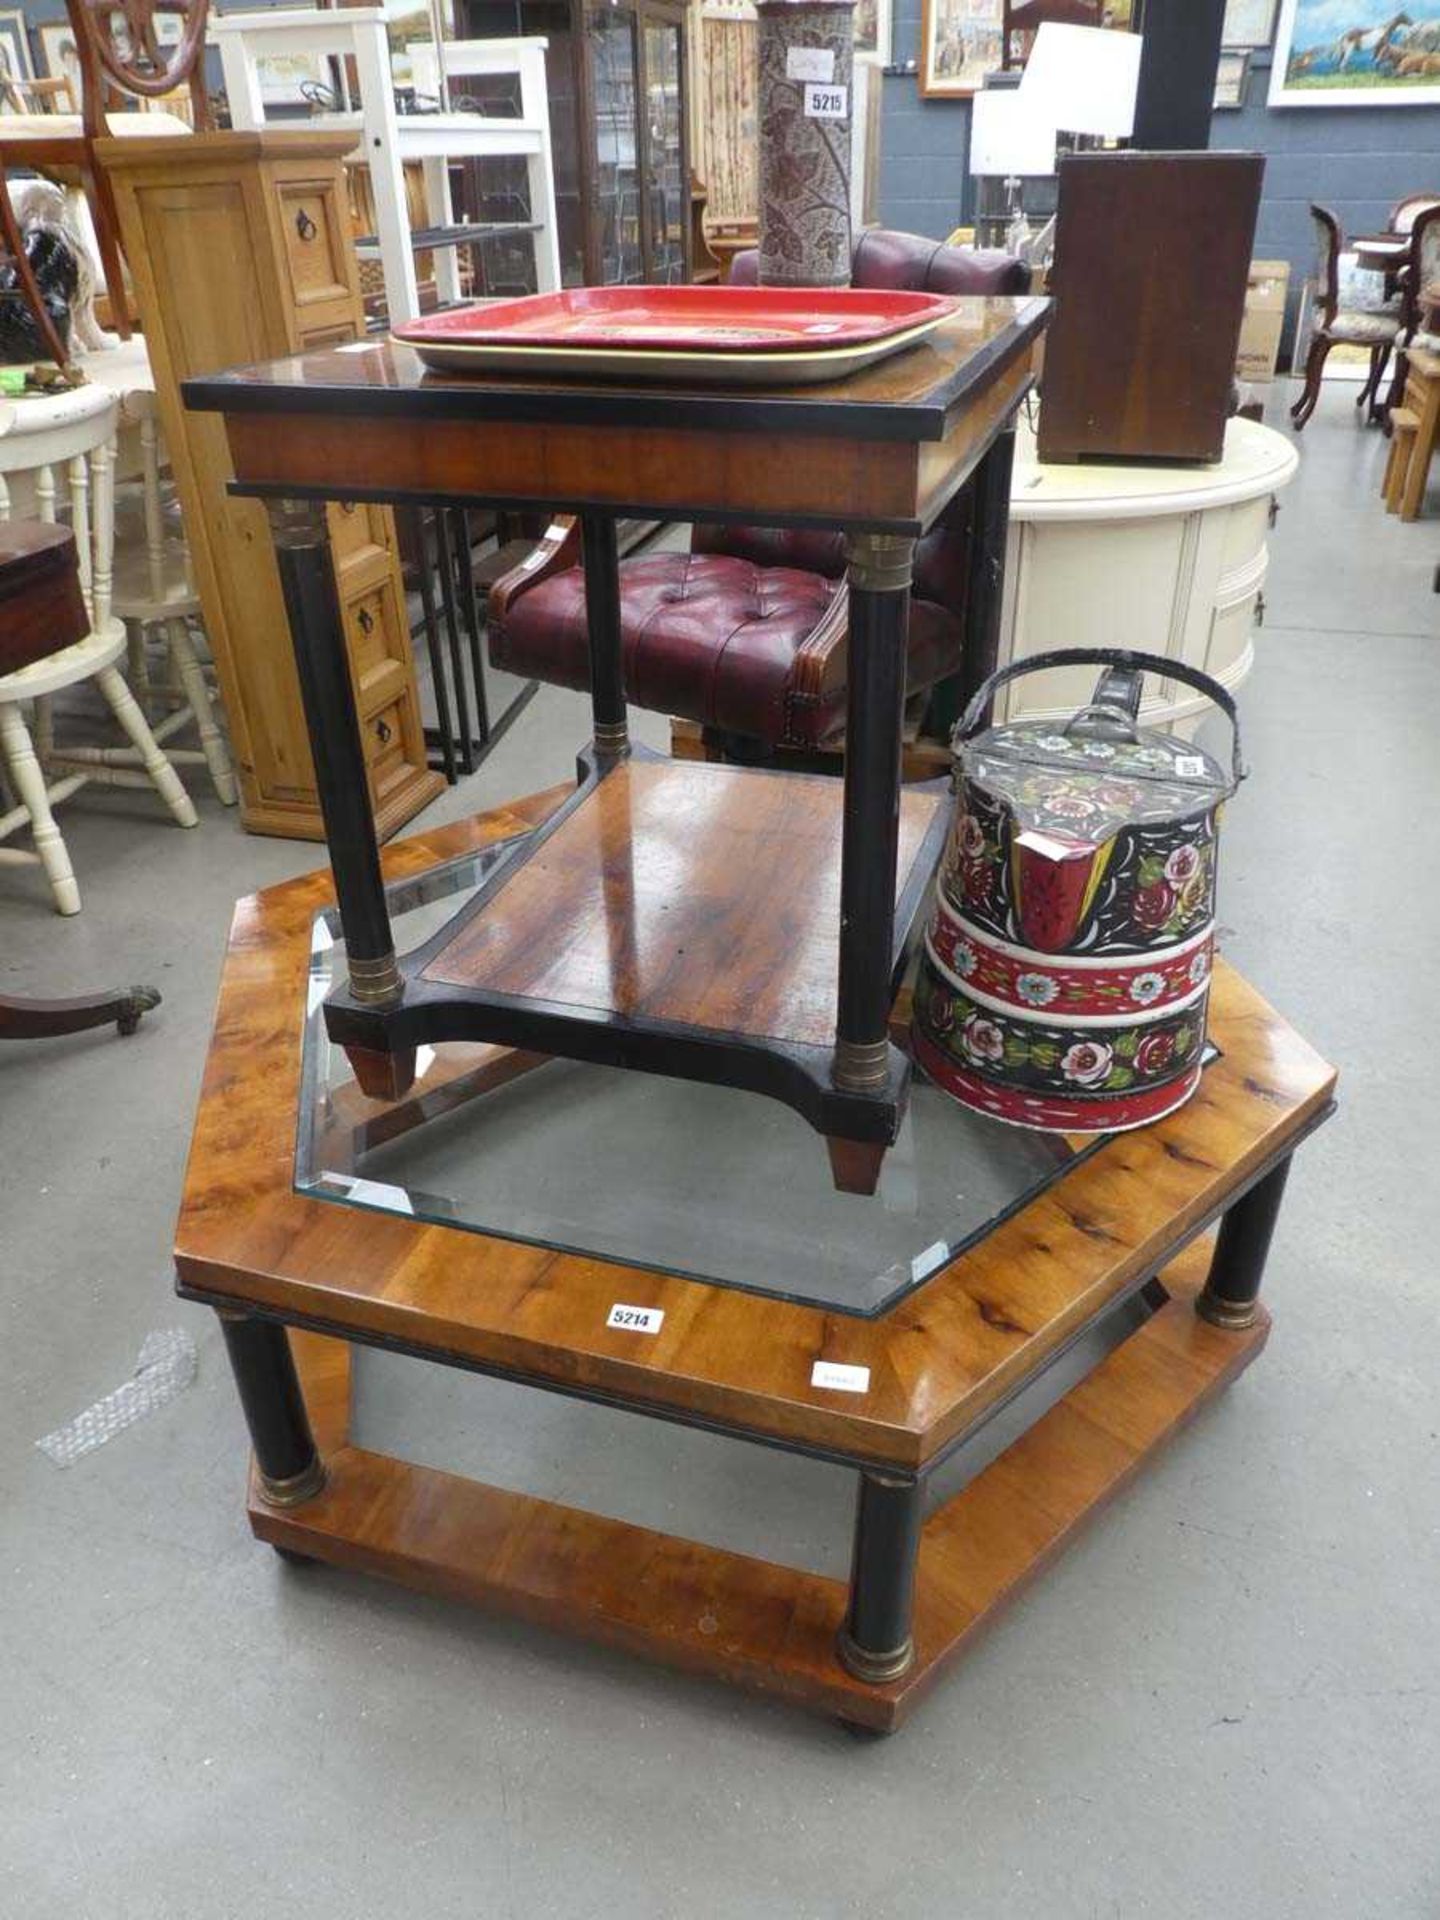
<box><xmin>213</xmin><ymin>11</ymin><xmax>561</xmax><ymax>323</ymax></box>
<box><xmin>0</xmin><ymin>384</ymin><xmax>198</xmax><ymax>917</ymax></box>
<box><xmin>107</xmin><ymin>386</ymin><xmax>236</xmax><ymax>806</ymax></box>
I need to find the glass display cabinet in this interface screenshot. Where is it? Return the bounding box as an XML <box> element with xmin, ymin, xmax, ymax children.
<box><xmin>462</xmin><ymin>0</ymin><xmax>691</xmax><ymax>286</ymax></box>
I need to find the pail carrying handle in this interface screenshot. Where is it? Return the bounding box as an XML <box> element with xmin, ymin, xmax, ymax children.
<box><xmin>956</xmin><ymin>646</ymin><xmax>1246</xmax><ymax>790</ymax></box>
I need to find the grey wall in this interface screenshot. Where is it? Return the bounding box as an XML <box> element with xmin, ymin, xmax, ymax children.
<box><xmin>875</xmin><ymin>17</ymin><xmax>1440</xmax><ymax>361</ymax></box>
<box><xmin>877</xmin><ymin>0</ymin><xmax>975</xmax><ymax>240</ymax></box>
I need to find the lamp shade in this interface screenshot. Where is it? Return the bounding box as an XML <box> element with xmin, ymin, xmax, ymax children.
<box><xmin>969</xmin><ymin>89</ymin><xmax>1058</xmax><ymax>178</ymax></box>
<box><xmin>1018</xmin><ymin>22</ymin><xmax>1141</xmax><ymax>139</ymax></box>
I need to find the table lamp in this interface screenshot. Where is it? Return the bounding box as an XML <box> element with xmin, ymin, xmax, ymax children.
<box><xmin>969</xmin><ymin>89</ymin><xmax>1059</xmax><ymax>250</ymax></box>
<box><xmin>1018</xmin><ymin>22</ymin><xmax>1141</xmax><ymax>141</ymax></box>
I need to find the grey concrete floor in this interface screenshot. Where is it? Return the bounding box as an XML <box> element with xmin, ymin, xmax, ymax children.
<box><xmin>3</xmin><ymin>384</ymin><xmax>1438</xmax><ymax>1918</ymax></box>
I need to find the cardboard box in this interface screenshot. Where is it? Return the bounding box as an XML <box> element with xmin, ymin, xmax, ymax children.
<box><xmin>1237</xmin><ymin>258</ymin><xmax>1290</xmax><ymax>382</ymax></box>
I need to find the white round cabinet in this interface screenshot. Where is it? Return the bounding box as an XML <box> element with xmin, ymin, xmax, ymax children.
<box><xmin>997</xmin><ymin>416</ymin><xmax>1299</xmax><ymax>738</ymax></box>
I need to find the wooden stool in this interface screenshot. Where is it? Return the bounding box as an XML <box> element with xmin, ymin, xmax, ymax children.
<box><xmin>1382</xmin><ymin>347</ymin><xmax>1440</xmax><ymax>521</ymax></box>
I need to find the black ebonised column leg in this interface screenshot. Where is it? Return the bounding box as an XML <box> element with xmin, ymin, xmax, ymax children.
<box><xmin>1196</xmin><ymin>1154</ymin><xmax>1293</xmax><ymax>1330</ymax></box>
<box><xmin>268</xmin><ymin>498</ymin><xmax>401</xmax><ymax>1010</ymax></box>
<box><xmin>837</xmin><ymin>1470</ymin><xmax>924</xmax><ymax>1684</ymax></box>
<box><xmin>958</xmin><ymin>427</ymin><xmax>1017</xmax><ymax>721</ymax></box>
<box><xmin>218</xmin><ymin>1314</ymin><xmax>325</xmax><ymax>1508</ymax></box>
<box><xmin>833</xmin><ymin>532</ymin><xmax>914</xmax><ymax>1099</ymax></box>
<box><xmin>581</xmin><ymin>512</ymin><xmax>628</xmax><ymax>758</ymax></box>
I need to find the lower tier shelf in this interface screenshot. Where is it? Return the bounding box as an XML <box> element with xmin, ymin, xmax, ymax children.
<box><xmin>247</xmin><ymin>1241</ymin><xmax>1267</xmax><ymax>1731</ymax></box>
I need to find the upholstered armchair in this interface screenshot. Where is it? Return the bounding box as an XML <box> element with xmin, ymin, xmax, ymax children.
<box><xmin>1290</xmin><ymin>203</ymin><xmax>1403</xmax><ymax>431</ymax></box>
<box><xmin>488</xmin><ymin>230</ymin><xmax>1031</xmax><ymax>758</ymax></box>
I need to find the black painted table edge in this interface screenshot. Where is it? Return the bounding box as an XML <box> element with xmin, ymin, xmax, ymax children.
<box><xmin>180</xmin><ymin>297</ymin><xmax>1049</xmax><ymax>444</ymax></box>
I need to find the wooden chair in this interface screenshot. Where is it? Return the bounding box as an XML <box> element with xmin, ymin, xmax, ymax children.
<box><xmin>67</xmin><ymin>0</ymin><xmax>212</xmax><ymax>311</ymax></box>
<box><xmin>0</xmin><ymin>517</ymin><xmax>161</xmax><ymax>1040</ymax></box>
<box><xmin>111</xmin><ymin>390</ymin><xmax>236</xmax><ymax>805</ymax></box>
<box><xmin>1388</xmin><ymin>191</ymin><xmax>1440</xmax><ymax>235</ymax></box>
<box><xmin>47</xmin><ymin>0</ymin><xmax>212</xmax><ymax>337</ymax></box>
<box><xmin>1291</xmin><ymin>204</ymin><xmax>1403</xmax><ymax>431</ymax></box>
<box><xmin>0</xmin><ymin>383</ymin><xmax>198</xmax><ymax>916</ymax></box>
<box><xmin>1382</xmin><ymin>202</ymin><xmax>1440</xmax><ymax>418</ymax></box>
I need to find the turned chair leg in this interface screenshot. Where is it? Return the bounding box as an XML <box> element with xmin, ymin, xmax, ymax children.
<box><xmin>168</xmin><ymin>617</ymin><xmax>237</xmax><ymax>805</ymax></box>
<box><xmin>94</xmin><ymin>664</ymin><xmax>199</xmax><ymax>827</ymax></box>
<box><xmin>1357</xmin><ymin>342</ymin><xmax>1393</xmax><ymax>422</ymax></box>
<box><xmin>0</xmin><ymin>700</ymin><xmax>81</xmax><ymax>915</ymax></box>
<box><xmin>1290</xmin><ymin>335</ymin><xmax>1331</xmax><ymax>430</ymax></box>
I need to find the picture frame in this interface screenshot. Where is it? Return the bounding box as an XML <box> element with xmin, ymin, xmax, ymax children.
<box><xmin>0</xmin><ymin>9</ymin><xmax>35</xmax><ymax>102</ymax></box>
<box><xmin>1213</xmin><ymin>46</ymin><xmax>1250</xmax><ymax>106</ymax></box>
<box><xmin>1269</xmin><ymin>0</ymin><xmax>1440</xmax><ymax>107</ymax></box>
<box><xmin>1220</xmin><ymin>0</ymin><xmax>1277</xmax><ymax>48</ymax></box>
<box><xmin>854</xmin><ymin>0</ymin><xmax>894</xmax><ymax>62</ymax></box>
<box><xmin>920</xmin><ymin>0</ymin><xmax>1005</xmax><ymax>98</ymax></box>
<box><xmin>37</xmin><ymin>20</ymin><xmax>85</xmax><ymax>103</ymax></box>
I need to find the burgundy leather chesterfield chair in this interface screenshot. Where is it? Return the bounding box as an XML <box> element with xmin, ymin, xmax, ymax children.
<box><xmin>488</xmin><ymin>230</ymin><xmax>1031</xmax><ymax>757</ymax></box>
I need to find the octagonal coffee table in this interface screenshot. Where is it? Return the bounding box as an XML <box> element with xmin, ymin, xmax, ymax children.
<box><xmin>175</xmin><ymin>788</ymin><xmax>1336</xmax><ymax>1732</ymax></box>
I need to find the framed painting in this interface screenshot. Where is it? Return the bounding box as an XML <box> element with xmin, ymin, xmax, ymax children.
<box><xmin>1214</xmin><ymin>46</ymin><xmax>1250</xmax><ymax>105</ymax></box>
<box><xmin>1221</xmin><ymin>0</ymin><xmax>1277</xmax><ymax>47</ymax></box>
<box><xmin>37</xmin><ymin>21</ymin><xmax>84</xmax><ymax>101</ymax></box>
<box><xmin>0</xmin><ymin>10</ymin><xmax>34</xmax><ymax>99</ymax></box>
<box><xmin>1002</xmin><ymin>0</ymin><xmax>1139</xmax><ymax>70</ymax></box>
<box><xmin>920</xmin><ymin>0</ymin><xmax>1004</xmax><ymax>97</ymax></box>
<box><xmin>854</xmin><ymin>0</ymin><xmax>894</xmax><ymax>61</ymax></box>
<box><xmin>1269</xmin><ymin>0</ymin><xmax>1440</xmax><ymax>106</ymax></box>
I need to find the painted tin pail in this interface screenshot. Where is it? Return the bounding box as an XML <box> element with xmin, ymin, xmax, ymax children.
<box><xmin>912</xmin><ymin>648</ymin><xmax>1245</xmax><ymax>1133</ymax></box>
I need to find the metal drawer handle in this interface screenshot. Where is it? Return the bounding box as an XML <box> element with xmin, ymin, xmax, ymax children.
<box><xmin>357</xmin><ymin>607</ymin><xmax>375</xmax><ymax>635</ymax></box>
<box><xmin>374</xmin><ymin>716</ymin><xmax>393</xmax><ymax>744</ymax></box>
<box><xmin>295</xmin><ymin>208</ymin><xmax>318</xmax><ymax>242</ymax></box>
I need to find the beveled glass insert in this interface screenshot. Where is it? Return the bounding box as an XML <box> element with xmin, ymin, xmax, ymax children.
<box><xmin>295</xmin><ymin>834</ymin><xmax>1160</xmax><ymax>1318</ymax></box>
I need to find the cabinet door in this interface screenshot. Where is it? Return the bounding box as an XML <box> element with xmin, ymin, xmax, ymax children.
<box><xmin>638</xmin><ymin>9</ymin><xmax>689</xmax><ymax>283</ymax></box>
<box><xmin>589</xmin><ymin>2</ymin><xmax>645</xmax><ymax>284</ymax></box>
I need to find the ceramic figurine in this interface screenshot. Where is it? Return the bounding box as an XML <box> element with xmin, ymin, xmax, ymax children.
<box><xmin>912</xmin><ymin>648</ymin><xmax>1245</xmax><ymax>1133</ymax></box>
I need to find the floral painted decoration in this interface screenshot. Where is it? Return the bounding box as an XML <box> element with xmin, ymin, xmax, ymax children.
<box><xmin>913</xmin><ymin>969</ymin><xmax>1207</xmax><ymax>1105</ymax></box>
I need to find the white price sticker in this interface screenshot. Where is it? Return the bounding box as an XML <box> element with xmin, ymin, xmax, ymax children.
<box><xmin>811</xmin><ymin>1360</ymin><xmax>871</xmax><ymax>1394</ymax></box>
<box><xmin>786</xmin><ymin>44</ymin><xmax>835</xmax><ymax>81</ymax></box>
<box><xmin>607</xmin><ymin>1303</ymin><xmax>664</xmax><ymax>1334</ymax></box>
<box><xmin>803</xmin><ymin>81</ymin><xmax>848</xmax><ymax>119</ymax></box>
<box><xmin>1175</xmin><ymin>755</ymin><xmax>1207</xmax><ymax>777</ymax></box>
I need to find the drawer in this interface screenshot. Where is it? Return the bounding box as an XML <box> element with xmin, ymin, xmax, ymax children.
<box><xmin>344</xmin><ymin>577</ymin><xmax>407</xmax><ymax>690</ymax></box>
<box><xmin>277</xmin><ymin>180</ymin><xmax>352</xmax><ymax>309</ymax></box>
<box><xmin>298</xmin><ymin>319</ymin><xmax>359</xmax><ymax>352</ymax></box>
<box><xmin>329</xmin><ymin>498</ymin><xmax>390</xmax><ymax>564</ymax></box>
<box><xmin>361</xmin><ymin>694</ymin><xmax>418</xmax><ymax>808</ymax></box>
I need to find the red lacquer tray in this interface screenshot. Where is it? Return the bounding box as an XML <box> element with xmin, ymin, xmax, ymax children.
<box><xmin>393</xmin><ymin>286</ymin><xmax>960</xmax><ymax>385</ymax></box>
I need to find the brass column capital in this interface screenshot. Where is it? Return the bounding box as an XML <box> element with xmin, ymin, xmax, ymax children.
<box><xmin>257</xmin><ymin>1458</ymin><xmax>328</xmax><ymax>1508</ymax></box>
<box><xmin>844</xmin><ymin>531</ymin><xmax>916</xmax><ymax>594</ymax></box>
<box><xmin>266</xmin><ymin>495</ymin><xmax>330</xmax><ymax>549</ymax></box>
<box><xmin>832</xmin><ymin>1037</ymin><xmax>892</xmax><ymax>1094</ymax></box>
<box><xmin>345</xmin><ymin>951</ymin><xmax>405</xmax><ymax>1007</ymax></box>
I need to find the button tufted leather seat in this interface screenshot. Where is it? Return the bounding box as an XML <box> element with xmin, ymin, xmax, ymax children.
<box><xmin>487</xmin><ymin>229</ymin><xmax>1030</xmax><ymax>751</ymax></box>
<box><xmin>493</xmin><ymin>546</ymin><xmax>966</xmax><ymax>746</ymax></box>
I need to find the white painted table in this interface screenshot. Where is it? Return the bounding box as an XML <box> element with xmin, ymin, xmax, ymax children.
<box><xmin>998</xmin><ymin>417</ymin><xmax>1300</xmax><ymax>738</ymax></box>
